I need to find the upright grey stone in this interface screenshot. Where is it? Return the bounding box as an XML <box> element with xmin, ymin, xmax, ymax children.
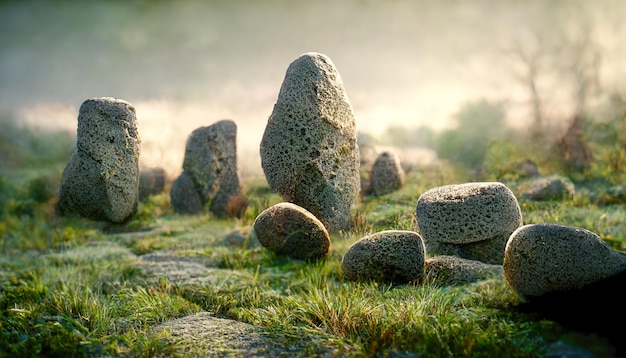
<box><xmin>58</xmin><ymin>97</ymin><xmax>140</xmax><ymax>223</ymax></box>
<box><xmin>170</xmin><ymin>120</ymin><xmax>245</xmax><ymax>217</ymax></box>
<box><xmin>260</xmin><ymin>52</ymin><xmax>360</xmax><ymax>232</ymax></box>
<box><xmin>504</xmin><ymin>224</ymin><xmax>626</xmax><ymax>298</ymax></box>
<box><xmin>416</xmin><ymin>182</ymin><xmax>523</xmax><ymax>264</ymax></box>
<box><xmin>370</xmin><ymin>150</ymin><xmax>405</xmax><ymax>196</ymax></box>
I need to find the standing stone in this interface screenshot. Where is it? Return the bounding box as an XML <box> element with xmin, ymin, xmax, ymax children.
<box><xmin>170</xmin><ymin>120</ymin><xmax>245</xmax><ymax>217</ymax></box>
<box><xmin>503</xmin><ymin>224</ymin><xmax>626</xmax><ymax>298</ymax></box>
<box><xmin>58</xmin><ymin>97</ymin><xmax>140</xmax><ymax>223</ymax></box>
<box><xmin>341</xmin><ymin>230</ymin><xmax>425</xmax><ymax>284</ymax></box>
<box><xmin>253</xmin><ymin>202</ymin><xmax>330</xmax><ymax>261</ymax></box>
<box><xmin>370</xmin><ymin>150</ymin><xmax>405</xmax><ymax>196</ymax></box>
<box><xmin>260</xmin><ymin>52</ymin><xmax>360</xmax><ymax>232</ymax></box>
<box><xmin>416</xmin><ymin>182</ymin><xmax>523</xmax><ymax>264</ymax></box>
<box><xmin>138</xmin><ymin>167</ymin><xmax>166</xmax><ymax>201</ymax></box>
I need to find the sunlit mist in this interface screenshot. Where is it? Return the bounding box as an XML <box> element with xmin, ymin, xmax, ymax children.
<box><xmin>1</xmin><ymin>0</ymin><xmax>624</xmax><ymax>179</ymax></box>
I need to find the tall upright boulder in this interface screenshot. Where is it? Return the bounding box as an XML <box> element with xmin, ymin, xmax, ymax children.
<box><xmin>260</xmin><ymin>52</ymin><xmax>360</xmax><ymax>232</ymax></box>
<box><xmin>58</xmin><ymin>97</ymin><xmax>141</xmax><ymax>223</ymax></box>
<box><xmin>170</xmin><ymin>120</ymin><xmax>245</xmax><ymax>217</ymax></box>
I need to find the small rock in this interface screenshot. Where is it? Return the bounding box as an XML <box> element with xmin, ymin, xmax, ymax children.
<box><xmin>370</xmin><ymin>150</ymin><xmax>405</xmax><ymax>196</ymax></box>
<box><xmin>253</xmin><ymin>202</ymin><xmax>330</xmax><ymax>261</ymax></box>
<box><xmin>416</xmin><ymin>182</ymin><xmax>522</xmax><ymax>264</ymax></box>
<box><xmin>342</xmin><ymin>230</ymin><xmax>425</xmax><ymax>284</ymax></box>
<box><xmin>58</xmin><ymin>97</ymin><xmax>140</xmax><ymax>223</ymax></box>
<box><xmin>503</xmin><ymin>223</ymin><xmax>626</xmax><ymax>298</ymax></box>
<box><xmin>521</xmin><ymin>175</ymin><xmax>575</xmax><ymax>201</ymax></box>
<box><xmin>260</xmin><ymin>52</ymin><xmax>360</xmax><ymax>232</ymax></box>
<box><xmin>138</xmin><ymin>167</ymin><xmax>166</xmax><ymax>201</ymax></box>
<box><xmin>424</xmin><ymin>255</ymin><xmax>503</xmax><ymax>286</ymax></box>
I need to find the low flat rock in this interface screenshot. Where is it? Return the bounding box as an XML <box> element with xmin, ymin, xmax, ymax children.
<box><xmin>342</xmin><ymin>230</ymin><xmax>425</xmax><ymax>284</ymax></box>
<box><xmin>152</xmin><ymin>312</ymin><xmax>305</xmax><ymax>357</ymax></box>
<box><xmin>504</xmin><ymin>223</ymin><xmax>626</xmax><ymax>298</ymax></box>
<box><xmin>520</xmin><ymin>175</ymin><xmax>575</xmax><ymax>201</ymax></box>
<box><xmin>253</xmin><ymin>202</ymin><xmax>330</xmax><ymax>261</ymax></box>
<box><xmin>424</xmin><ymin>255</ymin><xmax>503</xmax><ymax>286</ymax></box>
<box><xmin>138</xmin><ymin>251</ymin><xmax>250</xmax><ymax>286</ymax></box>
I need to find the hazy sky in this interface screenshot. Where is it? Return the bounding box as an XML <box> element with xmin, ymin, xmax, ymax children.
<box><xmin>1</xmin><ymin>0</ymin><xmax>624</xmax><ymax>176</ymax></box>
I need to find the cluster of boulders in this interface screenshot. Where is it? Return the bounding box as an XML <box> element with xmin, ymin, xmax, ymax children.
<box><xmin>57</xmin><ymin>100</ymin><xmax>247</xmax><ymax>221</ymax></box>
<box><xmin>249</xmin><ymin>53</ymin><xmax>626</xmax><ymax>302</ymax></box>
<box><xmin>56</xmin><ymin>53</ymin><xmax>626</xmax><ymax>304</ymax></box>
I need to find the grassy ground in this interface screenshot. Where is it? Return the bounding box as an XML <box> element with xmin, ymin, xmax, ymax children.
<box><xmin>2</xmin><ymin>118</ymin><xmax>626</xmax><ymax>357</ymax></box>
<box><xmin>1</xmin><ymin>163</ymin><xmax>625</xmax><ymax>357</ymax></box>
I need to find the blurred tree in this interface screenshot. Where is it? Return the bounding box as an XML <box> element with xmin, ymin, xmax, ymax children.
<box><xmin>434</xmin><ymin>100</ymin><xmax>508</xmax><ymax>170</ymax></box>
<box><xmin>508</xmin><ymin>14</ymin><xmax>601</xmax><ymax>172</ymax></box>
<box><xmin>377</xmin><ymin>125</ymin><xmax>435</xmax><ymax>148</ymax></box>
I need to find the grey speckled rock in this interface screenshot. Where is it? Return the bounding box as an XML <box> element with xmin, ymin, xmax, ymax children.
<box><xmin>138</xmin><ymin>167</ymin><xmax>165</xmax><ymax>201</ymax></box>
<box><xmin>520</xmin><ymin>175</ymin><xmax>575</xmax><ymax>201</ymax></box>
<box><xmin>171</xmin><ymin>120</ymin><xmax>245</xmax><ymax>217</ymax></box>
<box><xmin>170</xmin><ymin>172</ymin><xmax>203</xmax><ymax>214</ymax></box>
<box><xmin>370</xmin><ymin>150</ymin><xmax>405</xmax><ymax>196</ymax></box>
<box><xmin>424</xmin><ymin>255</ymin><xmax>503</xmax><ymax>286</ymax></box>
<box><xmin>416</xmin><ymin>182</ymin><xmax>522</xmax><ymax>264</ymax></box>
<box><xmin>58</xmin><ymin>97</ymin><xmax>140</xmax><ymax>223</ymax></box>
<box><xmin>253</xmin><ymin>202</ymin><xmax>330</xmax><ymax>261</ymax></box>
<box><xmin>504</xmin><ymin>224</ymin><xmax>626</xmax><ymax>298</ymax></box>
<box><xmin>260</xmin><ymin>52</ymin><xmax>360</xmax><ymax>232</ymax></box>
<box><xmin>342</xmin><ymin>230</ymin><xmax>425</xmax><ymax>284</ymax></box>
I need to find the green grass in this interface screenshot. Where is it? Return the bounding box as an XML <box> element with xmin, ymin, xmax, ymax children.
<box><xmin>1</xmin><ymin>123</ymin><xmax>626</xmax><ymax>356</ymax></box>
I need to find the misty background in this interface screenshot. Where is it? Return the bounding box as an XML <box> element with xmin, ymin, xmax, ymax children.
<box><xmin>1</xmin><ymin>0</ymin><xmax>625</xmax><ymax>180</ymax></box>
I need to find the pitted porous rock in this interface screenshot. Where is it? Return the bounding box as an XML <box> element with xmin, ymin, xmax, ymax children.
<box><xmin>253</xmin><ymin>202</ymin><xmax>330</xmax><ymax>261</ymax></box>
<box><xmin>370</xmin><ymin>150</ymin><xmax>405</xmax><ymax>196</ymax></box>
<box><xmin>170</xmin><ymin>120</ymin><xmax>245</xmax><ymax>217</ymax></box>
<box><xmin>503</xmin><ymin>224</ymin><xmax>626</xmax><ymax>298</ymax></box>
<box><xmin>260</xmin><ymin>52</ymin><xmax>360</xmax><ymax>232</ymax></box>
<box><xmin>416</xmin><ymin>182</ymin><xmax>522</xmax><ymax>264</ymax></box>
<box><xmin>424</xmin><ymin>255</ymin><xmax>503</xmax><ymax>286</ymax></box>
<box><xmin>58</xmin><ymin>97</ymin><xmax>140</xmax><ymax>223</ymax></box>
<box><xmin>342</xmin><ymin>230</ymin><xmax>425</xmax><ymax>284</ymax></box>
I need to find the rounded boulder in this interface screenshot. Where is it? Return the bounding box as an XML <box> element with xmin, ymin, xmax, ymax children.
<box><xmin>342</xmin><ymin>230</ymin><xmax>425</xmax><ymax>284</ymax></box>
<box><xmin>504</xmin><ymin>223</ymin><xmax>626</xmax><ymax>298</ymax></box>
<box><xmin>253</xmin><ymin>202</ymin><xmax>330</xmax><ymax>261</ymax></box>
<box><xmin>416</xmin><ymin>182</ymin><xmax>522</xmax><ymax>264</ymax></box>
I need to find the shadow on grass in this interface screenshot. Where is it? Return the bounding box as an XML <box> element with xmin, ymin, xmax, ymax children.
<box><xmin>513</xmin><ymin>269</ymin><xmax>626</xmax><ymax>356</ymax></box>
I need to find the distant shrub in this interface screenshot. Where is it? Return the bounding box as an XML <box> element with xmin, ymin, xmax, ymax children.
<box><xmin>434</xmin><ymin>100</ymin><xmax>510</xmax><ymax>170</ymax></box>
<box><xmin>0</xmin><ymin>116</ymin><xmax>74</xmax><ymax>170</ymax></box>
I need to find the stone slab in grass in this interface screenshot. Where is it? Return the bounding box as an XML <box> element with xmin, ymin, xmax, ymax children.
<box><xmin>138</xmin><ymin>252</ymin><xmax>251</xmax><ymax>286</ymax></box>
<box><xmin>424</xmin><ymin>255</ymin><xmax>503</xmax><ymax>286</ymax></box>
<box><xmin>153</xmin><ymin>311</ymin><xmax>307</xmax><ymax>357</ymax></box>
